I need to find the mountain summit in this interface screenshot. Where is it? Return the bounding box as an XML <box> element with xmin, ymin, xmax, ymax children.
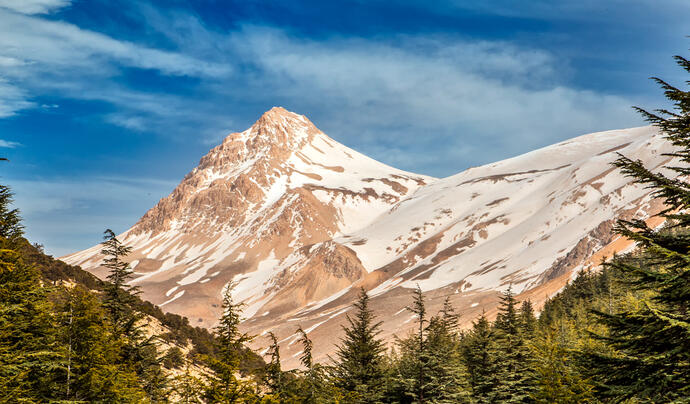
<box><xmin>63</xmin><ymin>108</ymin><xmax>673</xmax><ymax>368</ymax></box>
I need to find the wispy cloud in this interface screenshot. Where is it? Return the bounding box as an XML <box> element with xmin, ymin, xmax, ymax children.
<box><xmin>0</xmin><ymin>9</ymin><xmax>232</xmax><ymax>76</ymax></box>
<box><xmin>0</xmin><ymin>6</ymin><xmax>231</xmax><ymax>119</ymax></box>
<box><xmin>92</xmin><ymin>12</ymin><xmax>640</xmax><ymax>173</ymax></box>
<box><xmin>215</xmin><ymin>27</ymin><xmax>638</xmax><ymax>174</ymax></box>
<box><xmin>0</xmin><ymin>79</ymin><xmax>34</xmax><ymax>118</ymax></box>
<box><xmin>399</xmin><ymin>0</ymin><xmax>690</xmax><ymax>24</ymax></box>
<box><xmin>0</xmin><ymin>0</ymin><xmax>72</xmax><ymax>15</ymax></box>
<box><xmin>0</xmin><ymin>140</ymin><xmax>21</xmax><ymax>148</ymax></box>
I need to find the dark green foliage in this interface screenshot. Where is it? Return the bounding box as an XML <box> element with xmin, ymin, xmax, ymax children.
<box><xmin>530</xmin><ymin>323</ymin><xmax>595</xmax><ymax>403</ymax></box>
<box><xmin>519</xmin><ymin>300</ymin><xmax>536</xmax><ymax>335</ymax></box>
<box><xmin>333</xmin><ymin>288</ymin><xmax>386</xmax><ymax>403</ymax></box>
<box><xmin>392</xmin><ymin>290</ymin><xmax>472</xmax><ymax>403</ymax></box>
<box><xmin>461</xmin><ymin>289</ymin><xmax>539</xmax><ymax>404</ymax></box>
<box><xmin>0</xmin><ymin>185</ymin><xmax>23</xmax><ymax>244</ymax></box>
<box><xmin>492</xmin><ymin>287</ymin><xmax>536</xmax><ymax>403</ymax></box>
<box><xmin>583</xmin><ymin>51</ymin><xmax>690</xmax><ymax>402</ymax></box>
<box><xmin>422</xmin><ymin>315</ymin><xmax>472</xmax><ymax>403</ymax></box>
<box><xmin>18</xmin><ymin>238</ymin><xmax>244</xmax><ymax>370</ymax></box>
<box><xmin>164</xmin><ymin>346</ymin><xmax>186</xmax><ymax>369</ymax></box>
<box><xmin>263</xmin><ymin>332</ymin><xmax>285</xmax><ymax>398</ymax></box>
<box><xmin>0</xmin><ymin>246</ymin><xmax>61</xmax><ymax>402</ymax></box>
<box><xmin>461</xmin><ymin>313</ymin><xmax>501</xmax><ymax>402</ymax></box>
<box><xmin>204</xmin><ymin>284</ymin><xmax>258</xmax><ymax>403</ymax></box>
<box><xmin>101</xmin><ymin>229</ymin><xmax>141</xmax><ymax>337</ymax></box>
<box><xmin>18</xmin><ymin>237</ymin><xmax>104</xmax><ymax>290</ymax></box>
<box><xmin>405</xmin><ymin>285</ymin><xmax>428</xmax><ymax>404</ymax></box>
<box><xmin>586</xmin><ymin>236</ymin><xmax>690</xmax><ymax>399</ymax></box>
<box><xmin>100</xmin><ymin>229</ymin><xmax>169</xmax><ymax>401</ymax></box>
<box><xmin>294</xmin><ymin>326</ymin><xmax>335</xmax><ymax>403</ymax></box>
<box><xmin>55</xmin><ymin>285</ymin><xmax>147</xmax><ymax>402</ymax></box>
<box><xmin>0</xmin><ymin>185</ymin><xmax>61</xmax><ymax>403</ymax></box>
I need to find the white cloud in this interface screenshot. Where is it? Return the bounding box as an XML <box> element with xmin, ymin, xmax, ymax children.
<box><xmin>221</xmin><ymin>27</ymin><xmax>638</xmax><ymax>174</ymax></box>
<box><xmin>0</xmin><ymin>55</ymin><xmax>25</xmax><ymax>67</ymax></box>
<box><xmin>0</xmin><ymin>79</ymin><xmax>34</xmax><ymax>117</ymax></box>
<box><xmin>409</xmin><ymin>0</ymin><xmax>690</xmax><ymax>24</ymax></box>
<box><xmin>0</xmin><ymin>9</ymin><xmax>231</xmax><ymax>77</ymax></box>
<box><xmin>0</xmin><ymin>140</ymin><xmax>21</xmax><ymax>148</ymax></box>
<box><xmin>0</xmin><ymin>0</ymin><xmax>71</xmax><ymax>14</ymax></box>
<box><xmin>104</xmin><ymin>114</ymin><xmax>147</xmax><ymax>131</ymax></box>
<box><xmin>0</xmin><ymin>7</ymin><xmax>232</xmax><ymax>120</ymax></box>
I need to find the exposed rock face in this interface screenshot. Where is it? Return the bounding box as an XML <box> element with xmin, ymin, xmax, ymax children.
<box><xmin>63</xmin><ymin>108</ymin><xmax>674</xmax><ymax>368</ymax></box>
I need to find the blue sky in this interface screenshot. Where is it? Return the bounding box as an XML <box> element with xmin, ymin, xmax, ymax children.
<box><xmin>0</xmin><ymin>0</ymin><xmax>687</xmax><ymax>256</ymax></box>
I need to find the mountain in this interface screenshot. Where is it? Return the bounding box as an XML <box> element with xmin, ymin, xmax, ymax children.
<box><xmin>62</xmin><ymin>107</ymin><xmax>673</xmax><ymax>368</ymax></box>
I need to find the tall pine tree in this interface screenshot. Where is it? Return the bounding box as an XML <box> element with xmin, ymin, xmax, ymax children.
<box><xmin>333</xmin><ymin>288</ymin><xmax>386</xmax><ymax>403</ymax></box>
<box><xmin>100</xmin><ymin>229</ymin><xmax>167</xmax><ymax>401</ymax></box>
<box><xmin>263</xmin><ymin>331</ymin><xmax>287</xmax><ymax>400</ymax></box>
<box><xmin>295</xmin><ymin>326</ymin><xmax>335</xmax><ymax>403</ymax></box>
<box><xmin>493</xmin><ymin>286</ymin><xmax>535</xmax><ymax>403</ymax></box>
<box><xmin>0</xmin><ymin>185</ymin><xmax>61</xmax><ymax>403</ymax></box>
<box><xmin>205</xmin><ymin>283</ymin><xmax>257</xmax><ymax>403</ymax></box>
<box><xmin>586</xmin><ymin>51</ymin><xmax>690</xmax><ymax>401</ymax></box>
<box><xmin>461</xmin><ymin>312</ymin><xmax>500</xmax><ymax>402</ymax></box>
<box><xmin>394</xmin><ymin>291</ymin><xmax>472</xmax><ymax>403</ymax></box>
<box><xmin>101</xmin><ymin>229</ymin><xmax>140</xmax><ymax>337</ymax></box>
<box><xmin>55</xmin><ymin>285</ymin><xmax>147</xmax><ymax>402</ymax></box>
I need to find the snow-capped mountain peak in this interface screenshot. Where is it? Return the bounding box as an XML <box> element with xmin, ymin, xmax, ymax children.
<box><xmin>63</xmin><ymin>108</ymin><xmax>672</xmax><ymax>368</ymax></box>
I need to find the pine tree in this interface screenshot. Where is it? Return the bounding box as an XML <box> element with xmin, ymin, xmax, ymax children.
<box><xmin>394</xmin><ymin>290</ymin><xmax>472</xmax><ymax>403</ymax></box>
<box><xmin>333</xmin><ymin>287</ymin><xmax>386</xmax><ymax>403</ymax></box>
<box><xmin>263</xmin><ymin>332</ymin><xmax>285</xmax><ymax>399</ymax></box>
<box><xmin>295</xmin><ymin>326</ymin><xmax>335</xmax><ymax>404</ymax></box>
<box><xmin>494</xmin><ymin>285</ymin><xmax>519</xmax><ymax>335</ymax></box>
<box><xmin>585</xmin><ymin>50</ymin><xmax>690</xmax><ymax>401</ymax></box>
<box><xmin>163</xmin><ymin>346</ymin><xmax>186</xmax><ymax>370</ymax></box>
<box><xmin>394</xmin><ymin>285</ymin><xmax>433</xmax><ymax>404</ymax></box>
<box><xmin>0</xmin><ymin>185</ymin><xmax>61</xmax><ymax>402</ymax></box>
<box><xmin>205</xmin><ymin>283</ymin><xmax>257</xmax><ymax>403</ymax></box>
<box><xmin>439</xmin><ymin>297</ymin><xmax>460</xmax><ymax>334</ymax></box>
<box><xmin>461</xmin><ymin>312</ymin><xmax>500</xmax><ymax>402</ymax></box>
<box><xmin>100</xmin><ymin>229</ymin><xmax>167</xmax><ymax>401</ymax></box>
<box><xmin>171</xmin><ymin>363</ymin><xmax>207</xmax><ymax>404</ymax></box>
<box><xmin>530</xmin><ymin>323</ymin><xmax>594</xmax><ymax>403</ymax></box>
<box><xmin>519</xmin><ymin>300</ymin><xmax>537</xmax><ymax>336</ymax></box>
<box><xmin>55</xmin><ymin>285</ymin><xmax>147</xmax><ymax>402</ymax></box>
<box><xmin>0</xmin><ymin>185</ymin><xmax>23</xmax><ymax>244</ymax></box>
<box><xmin>423</xmin><ymin>315</ymin><xmax>473</xmax><ymax>403</ymax></box>
<box><xmin>493</xmin><ymin>287</ymin><xmax>535</xmax><ymax>402</ymax></box>
<box><xmin>101</xmin><ymin>229</ymin><xmax>140</xmax><ymax>337</ymax></box>
<box><xmin>432</xmin><ymin>298</ymin><xmax>473</xmax><ymax>403</ymax></box>
<box><xmin>407</xmin><ymin>285</ymin><xmax>428</xmax><ymax>404</ymax></box>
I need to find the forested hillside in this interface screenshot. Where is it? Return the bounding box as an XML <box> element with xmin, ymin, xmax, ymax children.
<box><xmin>0</xmin><ymin>193</ymin><xmax>265</xmax><ymax>402</ymax></box>
<box><xmin>19</xmin><ymin>238</ymin><xmax>263</xmax><ymax>373</ymax></box>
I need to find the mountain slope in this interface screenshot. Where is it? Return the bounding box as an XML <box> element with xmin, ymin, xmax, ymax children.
<box><xmin>62</xmin><ymin>108</ymin><xmax>673</xmax><ymax>368</ymax></box>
